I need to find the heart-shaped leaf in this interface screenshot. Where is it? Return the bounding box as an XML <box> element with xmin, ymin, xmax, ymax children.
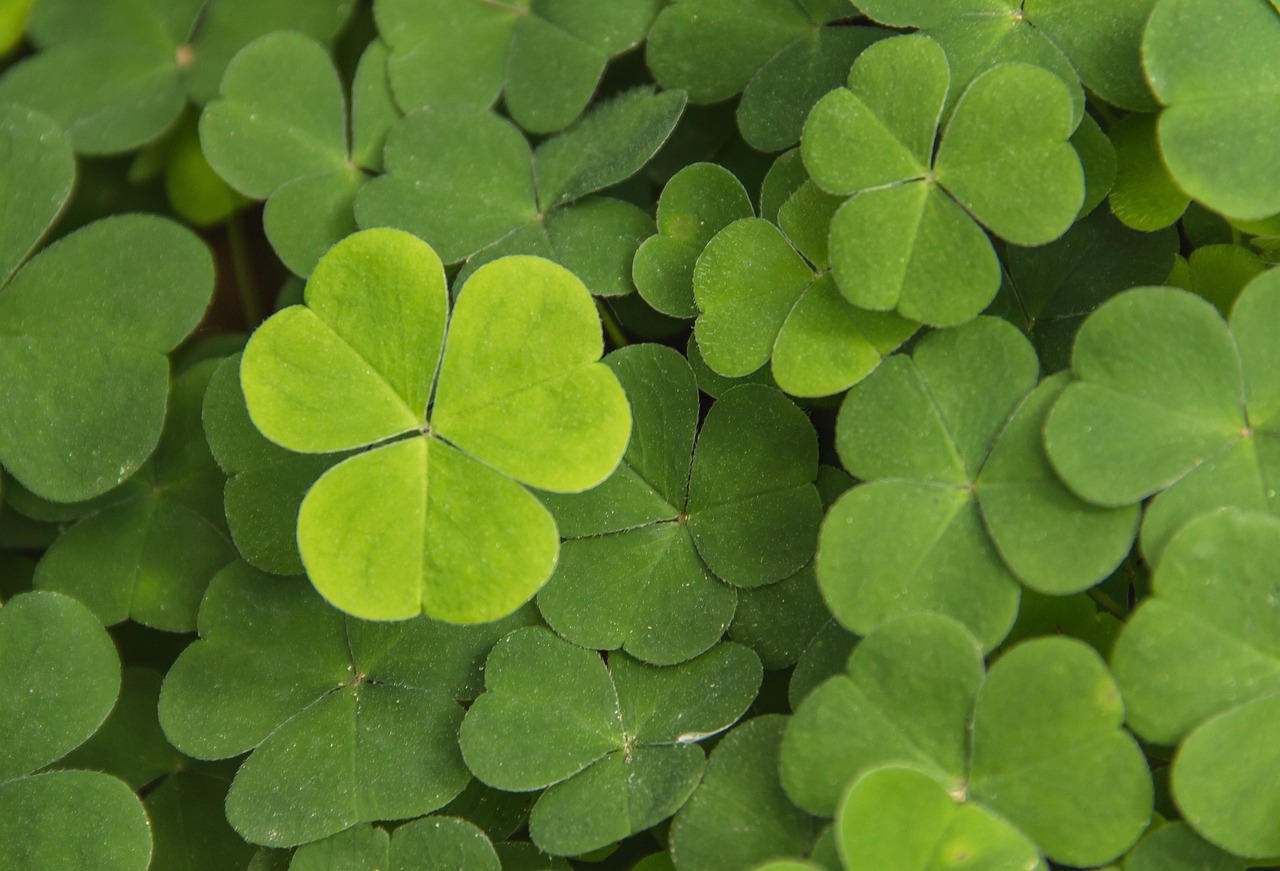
<box><xmin>0</xmin><ymin>214</ymin><xmax>214</xmax><ymax>501</ymax></box>
<box><xmin>0</xmin><ymin>103</ymin><xmax>74</xmax><ymax>287</ymax></box>
<box><xmin>288</xmin><ymin>817</ymin><xmax>501</xmax><ymax>871</ymax></box>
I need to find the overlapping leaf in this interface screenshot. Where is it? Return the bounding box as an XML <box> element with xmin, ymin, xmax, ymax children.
<box><xmin>0</xmin><ymin>214</ymin><xmax>214</xmax><ymax>502</ymax></box>
<box><xmin>201</xmin><ymin>32</ymin><xmax>400</xmax><ymax>275</ymax></box>
<box><xmin>288</xmin><ymin>817</ymin><xmax>501</xmax><ymax>871</ymax></box>
<box><xmin>1143</xmin><ymin>0</ymin><xmax>1280</xmax><ymax>220</ymax></box>
<box><xmin>459</xmin><ymin>627</ymin><xmax>762</xmax><ymax>855</ymax></box>
<box><xmin>357</xmin><ymin>87</ymin><xmax>682</xmax><ymax>291</ymax></box>
<box><xmin>32</xmin><ymin>360</ymin><xmax>234</xmax><ymax>632</ymax></box>
<box><xmin>1044</xmin><ymin>271</ymin><xmax>1280</xmax><ymax>563</ymax></box>
<box><xmin>376</xmin><ymin>0</ymin><xmax>664</xmax><ymax>133</ymax></box>
<box><xmin>158</xmin><ymin>562</ymin><xmax>538</xmax><ymax>847</ymax></box>
<box><xmin>693</xmin><ymin>179</ymin><xmax>918</xmax><ymax>397</ymax></box>
<box><xmin>241</xmin><ymin>229</ymin><xmax>630</xmax><ymax>622</ymax></box>
<box><xmin>856</xmin><ymin>0</ymin><xmax>1159</xmax><ymax>112</ymax></box>
<box><xmin>1111</xmin><ymin>509</ymin><xmax>1280</xmax><ymax>857</ymax></box>
<box><xmin>820</xmin><ymin>317</ymin><xmax>1138</xmax><ymax>649</ymax></box>
<box><xmin>648</xmin><ymin>0</ymin><xmax>888</xmax><ymax>151</ymax></box>
<box><xmin>203</xmin><ymin>353</ymin><xmax>346</xmax><ymax>576</ymax></box>
<box><xmin>780</xmin><ymin>614</ymin><xmax>1152</xmax><ymax>867</ymax></box>
<box><xmin>801</xmin><ymin>34</ymin><xmax>1084</xmax><ymax>326</ymax></box>
<box><xmin>0</xmin><ymin>591</ymin><xmax>151</xmax><ymax>870</ymax></box>
<box><xmin>0</xmin><ymin>103</ymin><xmax>74</xmax><ymax>287</ymax></box>
<box><xmin>536</xmin><ymin>344</ymin><xmax>821</xmax><ymax>664</ymax></box>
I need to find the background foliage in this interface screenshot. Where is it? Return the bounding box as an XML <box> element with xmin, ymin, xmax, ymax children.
<box><xmin>1</xmin><ymin>0</ymin><xmax>1279</xmax><ymax>869</ymax></box>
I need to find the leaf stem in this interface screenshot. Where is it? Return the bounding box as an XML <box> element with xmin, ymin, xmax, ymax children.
<box><xmin>227</xmin><ymin>213</ymin><xmax>261</xmax><ymax>329</ymax></box>
<box><xmin>597</xmin><ymin>298</ymin><xmax>630</xmax><ymax>349</ymax></box>
<box><xmin>1086</xmin><ymin>586</ymin><xmax>1128</xmax><ymax>620</ymax></box>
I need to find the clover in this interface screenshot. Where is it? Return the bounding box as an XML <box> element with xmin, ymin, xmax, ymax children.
<box><xmin>1044</xmin><ymin>270</ymin><xmax>1280</xmax><ymax>564</ymax></box>
<box><xmin>0</xmin><ymin>0</ymin><xmax>354</xmax><ymax>154</ymax></box>
<box><xmin>780</xmin><ymin>613</ymin><xmax>1152</xmax><ymax>868</ymax></box>
<box><xmin>356</xmin><ymin>87</ymin><xmax>683</xmax><ymax>296</ymax></box>
<box><xmin>693</xmin><ymin>176</ymin><xmax>918</xmax><ymax>398</ymax></box>
<box><xmin>375</xmin><ymin>0</ymin><xmax>664</xmax><ymax>134</ymax></box>
<box><xmin>1111</xmin><ymin>509</ymin><xmax>1280</xmax><ymax>858</ymax></box>
<box><xmin>459</xmin><ymin>627</ymin><xmax>762</xmax><ymax>855</ymax></box>
<box><xmin>199</xmin><ymin>31</ymin><xmax>399</xmax><ymax>276</ymax></box>
<box><xmin>0</xmin><ymin>106</ymin><xmax>215</xmax><ymax>502</ymax></box>
<box><xmin>0</xmin><ymin>591</ymin><xmax>151</xmax><ymax>870</ymax></box>
<box><xmin>854</xmin><ymin>0</ymin><xmax>1162</xmax><ymax>115</ymax></box>
<box><xmin>28</xmin><ymin>360</ymin><xmax>234</xmax><ymax>633</ymax></box>
<box><xmin>819</xmin><ymin>316</ymin><xmax>1138</xmax><ymax>650</ymax></box>
<box><xmin>288</xmin><ymin>817</ymin><xmax>503</xmax><ymax>871</ymax></box>
<box><xmin>801</xmin><ymin>34</ymin><xmax>1084</xmax><ymax>327</ymax></box>
<box><xmin>158</xmin><ymin>561</ymin><xmax>537</xmax><ymax>847</ymax></box>
<box><xmin>646</xmin><ymin>0</ymin><xmax>887</xmax><ymax>151</ymax></box>
<box><xmin>240</xmin><ymin>228</ymin><xmax>631</xmax><ymax>622</ymax></box>
<box><xmin>535</xmin><ymin>344</ymin><xmax>821</xmax><ymax>665</ymax></box>
<box><xmin>1143</xmin><ymin>0</ymin><xmax>1280</xmax><ymax>221</ymax></box>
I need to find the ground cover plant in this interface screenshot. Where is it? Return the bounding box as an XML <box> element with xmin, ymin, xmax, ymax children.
<box><xmin>3</xmin><ymin>0</ymin><xmax>1280</xmax><ymax>868</ymax></box>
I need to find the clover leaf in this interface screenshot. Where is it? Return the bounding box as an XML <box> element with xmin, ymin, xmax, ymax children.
<box><xmin>203</xmin><ymin>352</ymin><xmax>347</xmax><ymax>576</ymax></box>
<box><xmin>241</xmin><ymin>229</ymin><xmax>630</xmax><ymax>622</ymax></box>
<box><xmin>459</xmin><ymin>627</ymin><xmax>762</xmax><ymax>855</ymax></box>
<box><xmin>632</xmin><ymin>162</ymin><xmax>754</xmax><ymax>319</ymax></box>
<box><xmin>1003</xmin><ymin>208</ymin><xmax>1178</xmax><ymax>372</ymax></box>
<box><xmin>1143</xmin><ymin>0</ymin><xmax>1280</xmax><ymax>220</ymax></box>
<box><xmin>200</xmin><ymin>32</ymin><xmax>400</xmax><ymax>276</ymax></box>
<box><xmin>0</xmin><ymin>0</ymin><xmax>353</xmax><ymax>154</ymax></box>
<box><xmin>288</xmin><ymin>817</ymin><xmax>501</xmax><ymax>871</ymax></box>
<box><xmin>0</xmin><ymin>591</ymin><xmax>151</xmax><ymax>870</ymax></box>
<box><xmin>856</xmin><ymin>0</ymin><xmax>1159</xmax><ymax>113</ymax></box>
<box><xmin>0</xmin><ymin>214</ymin><xmax>214</xmax><ymax>502</ymax></box>
<box><xmin>781</xmin><ymin>614</ymin><xmax>1152</xmax><ymax>867</ymax></box>
<box><xmin>0</xmin><ymin>103</ymin><xmax>74</xmax><ymax>287</ymax></box>
<box><xmin>693</xmin><ymin>182</ymin><xmax>918</xmax><ymax>397</ymax></box>
<box><xmin>357</xmin><ymin>87</ymin><xmax>683</xmax><ymax>288</ymax></box>
<box><xmin>376</xmin><ymin>0</ymin><xmax>664</xmax><ymax>133</ymax></box>
<box><xmin>1107</xmin><ymin>112</ymin><xmax>1190</xmax><ymax>232</ymax></box>
<box><xmin>648</xmin><ymin>0</ymin><xmax>888</xmax><ymax>151</ymax></box>
<box><xmin>669</xmin><ymin>716</ymin><xmax>819</xmax><ymax>871</ymax></box>
<box><xmin>802</xmin><ymin>34</ymin><xmax>1084</xmax><ymax>326</ymax></box>
<box><xmin>1124</xmin><ymin>822</ymin><xmax>1248</xmax><ymax>871</ymax></box>
<box><xmin>1043</xmin><ymin>271</ymin><xmax>1280</xmax><ymax>563</ymax></box>
<box><xmin>1168</xmin><ymin>243</ymin><xmax>1268</xmax><ymax>315</ymax></box>
<box><xmin>1110</xmin><ymin>509</ymin><xmax>1280</xmax><ymax>858</ymax></box>
<box><xmin>536</xmin><ymin>344</ymin><xmax>821</xmax><ymax>664</ymax></box>
<box><xmin>820</xmin><ymin>317</ymin><xmax>1138</xmax><ymax>649</ymax></box>
<box><xmin>32</xmin><ymin>360</ymin><xmax>234</xmax><ymax>632</ymax></box>
<box><xmin>158</xmin><ymin>561</ymin><xmax>537</xmax><ymax>847</ymax></box>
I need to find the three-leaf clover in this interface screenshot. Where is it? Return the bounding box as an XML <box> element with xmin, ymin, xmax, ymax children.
<box><xmin>819</xmin><ymin>316</ymin><xmax>1138</xmax><ymax>650</ymax></box>
<box><xmin>536</xmin><ymin>344</ymin><xmax>821</xmax><ymax>664</ymax></box>
<box><xmin>157</xmin><ymin>562</ymin><xmax>537</xmax><ymax>847</ymax></box>
<box><xmin>1110</xmin><ymin>509</ymin><xmax>1280</xmax><ymax>858</ymax></box>
<box><xmin>200</xmin><ymin>31</ymin><xmax>400</xmax><ymax>276</ymax></box>
<box><xmin>375</xmin><ymin>0</ymin><xmax>665</xmax><ymax>133</ymax></box>
<box><xmin>780</xmin><ymin>614</ymin><xmax>1152</xmax><ymax>867</ymax></box>
<box><xmin>1143</xmin><ymin>0</ymin><xmax>1280</xmax><ymax>220</ymax></box>
<box><xmin>0</xmin><ymin>0</ymin><xmax>354</xmax><ymax>153</ymax></box>
<box><xmin>1043</xmin><ymin>270</ymin><xmax>1280</xmax><ymax>564</ymax></box>
<box><xmin>693</xmin><ymin>177</ymin><xmax>918</xmax><ymax>397</ymax></box>
<box><xmin>241</xmin><ymin>228</ymin><xmax>631</xmax><ymax>622</ymax></box>
<box><xmin>356</xmin><ymin>87</ymin><xmax>684</xmax><ymax>292</ymax></box>
<box><xmin>459</xmin><ymin>627</ymin><xmax>762</xmax><ymax>855</ymax></box>
<box><xmin>0</xmin><ymin>591</ymin><xmax>151</xmax><ymax>870</ymax></box>
<box><xmin>801</xmin><ymin>34</ymin><xmax>1084</xmax><ymax>326</ymax></box>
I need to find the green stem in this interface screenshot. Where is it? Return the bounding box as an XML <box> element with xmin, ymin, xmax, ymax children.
<box><xmin>597</xmin><ymin>298</ymin><xmax>629</xmax><ymax>349</ymax></box>
<box><xmin>1086</xmin><ymin>587</ymin><xmax>1128</xmax><ymax>621</ymax></box>
<box><xmin>227</xmin><ymin>213</ymin><xmax>261</xmax><ymax>329</ymax></box>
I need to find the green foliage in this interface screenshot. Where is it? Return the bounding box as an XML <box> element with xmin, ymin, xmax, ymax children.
<box><xmin>3</xmin><ymin>3</ymin><xmax>1280</xmax><ymax>867</ymax></box>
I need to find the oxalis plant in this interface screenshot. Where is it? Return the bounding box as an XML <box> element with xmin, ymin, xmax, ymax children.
<box><xmin>4</xmin><ymin>0</ymin><xmax>1280</xmax><ymax>868</ymax></box>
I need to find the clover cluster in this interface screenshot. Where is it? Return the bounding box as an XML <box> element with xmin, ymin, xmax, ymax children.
<box><xmin>1</xmin><ymin>0</ymin><xmax>1279</xmax><ymax>869</ymax></box>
